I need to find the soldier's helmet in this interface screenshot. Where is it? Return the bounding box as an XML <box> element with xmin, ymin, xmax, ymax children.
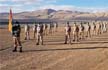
<box><xmin>66</xmin><ymin>22</ymin><xmax>70</xmax><ymax>26</ymax></box>
<box><xmin>16</xmin><ymin>21</ymin><xmax>19</xmax><ymax>24</ymax></box>
<box><xmin>13</xmin><ymin>21</ymin><xmax>20</xmax><ymax>26</ymax></box>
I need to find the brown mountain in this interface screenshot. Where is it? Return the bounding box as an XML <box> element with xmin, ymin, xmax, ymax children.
<box><xmin>0</xmin><ymin>9</ymin><xmax>108</xmax><ymax>20</ymax></box>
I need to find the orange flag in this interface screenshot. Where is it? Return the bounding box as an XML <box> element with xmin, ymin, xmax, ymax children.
<box><xmin>8</xmin><ymin>9</ymin><xmax>13</xmax><ymax>32</ymax></box>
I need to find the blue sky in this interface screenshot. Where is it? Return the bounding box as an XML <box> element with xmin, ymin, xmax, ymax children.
<box><xmin>0</xmin><ymin>0</ymin><xmax>108</xmax><ymax>13</ymax></box>
<box><xmin>59</xmin><ymin>0</ymin><xmax>108</xmax><ymax>7</ymax></box>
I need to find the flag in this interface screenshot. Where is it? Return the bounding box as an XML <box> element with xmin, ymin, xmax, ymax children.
<box><xmin>8</xmin><ymin>9</ymin><xmax>13</xmax><ymax>32</ymax></box>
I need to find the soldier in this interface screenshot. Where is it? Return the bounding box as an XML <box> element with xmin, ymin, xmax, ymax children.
<box><xmin>79</xmin><ymin>22</ymin><xmax>85</xmax><ymax>40</ymax></box>
<box><xmin>84</xmin><ymin>22</ymin><xmax>90</xmax><ymax>38</ymax></box>
<box><xmin>73</xmin><ymin>22</ymin><xmax>79</xmax><ymax>42</ymax></box>
<box><xmin>102</xmin><ymin>21</ymin><xmax>107</xmax><ymax>33</ymax></box>
<box><xmin>87</xmin><ymin>22</ymin><xmax>91</xmax><ymax>37</ymax></box>
<box><xmin>12</xmin><ymin>21</ymin><xmax>22</xmax><ymax>52</ymax></box>
<box><xmin>96</xmin><ymin>22</ymin><xmax>101</xmax><ymax>35</ymax></box>
<box><xmin>48</xmin><ymin>23</ymin><xmax>50</xmax><ymax>34</ymax></box>
<box><xmin>64</xmin><ymin>22</ymin><xmax>71</xmax><ymax>44</ymax></box>
<box><xmin>54</xmin><ymin>22</ymin><xmax>58</xmax><ymax>32</ymax></box>
<box><xmin>104</xmin><ymin>22</ymin><xmax>107</xmax><ymax>32</ymax></box>
<box><xmin>51</xmin><ymin>23</ymin><xmax>54</xmax><ymax>33</ymax></box>
<box><xmin>36</xmin><ymin>23</ymin><xmax>44</xmax><ymax>45</ymax></box>
<box><xmin>106</xmin><ymin>22</ymin><xmax>108</xmax><ymax>32</ymax></box>
<box><xmin>48</xmin><ymin>23</ymin><xmax>53</xmax><ymax>34</ymax></box>
<box><xmin>33</xmin><ymin>23</ymin><xmax>37</xmax><ymax>39</ymax></box>
<box><xmin>43</xmin><ymin>23</ymin><xmax>48</xmax><ymax>35</ymax></box>
<box><xmin>24</xmin><ymin>24</ymin><xmax>30</xmax><ymax>40</ymax></box>
<box><xmin>91</xmin><ymin>22</ymin><xmax>96</xmax><ymax>36</ymax></box>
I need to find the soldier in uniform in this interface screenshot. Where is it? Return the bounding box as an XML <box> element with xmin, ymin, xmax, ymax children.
<box><xmin>48</xmin><ymin>23</ymin><xmax>51</xmax><ymax>34</ymax></box>
<box><xmin>33</xmin><ymin>23</ymin><xmax>37</xmax><ymax>39</ymax></box>
<box><xmin>79</xmin><ymin>22</ymin><xmax>85</xmax><ymax>40</ymax></box>
<box><xmin>48</xmin><ymin>23</ymin><xmax>53</xmax><ymax>34</ymax></box>
<box><xmin>96</xmin><ymin>22</ymin><xmax>101</xmax><ymax>35</ymax></box>
<box><xmin>73</xmin><ymin>22</ymin><xmax>79</xmax><ymax>42</ymax></box>
<box><xmin>91</xmin><ymin>22</ymin><xmax>96</xmax><ymax>36</ymax></box>
<box><xmin>43</xmin><ymin>23</ymin><xmax>48</xmax><ymax>35</ymax></box>
<box><xmin>36</xmin><ymin>23</ymin><xmax>44</xmax><ymax>45</ymax></box>
<box><xmin>54</xmin><ymin>22</ymin><xmax>58</xmax><ymax>32</ymax></box>
<box><xmin>84</xmin><ymin>22</ymin><xmax>90</xmax><ymax>38</ymax></box>
<box><xmin>12</xmin><ymin>21</ymin><xmax>22</xmax><ymax>52</ymax></box>
<box><xmin>103</xmin><ymin>22</ymin><xmax>107</xmax><ymax>33</ymax></box>
<box><xmin>64</xmin><ymin>22</ymin><xmax>71</xmax><ymax>44</ymax></box>
<box><xmin>87</xmin><ymin>22</ymin><xmax>91</xmax><ymax>38</ymax></box>
<box><xmin>101</xmin><ymin>21</ymin><xmax>107</xmax><ymax>34</ymax></box>
<box><xmin>24</xmin><ymin>24</ymin><xmax>30</xmax><ymax>40</ymax></box>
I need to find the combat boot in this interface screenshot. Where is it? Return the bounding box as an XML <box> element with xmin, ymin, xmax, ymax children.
<box><xmin>12</xmin><ymin>47</ymin><xmax>17</xmax><ymax>52</ymax></box>
<box><xmin>19</xmin><ymin>47</ymin><xmax>22</xmax><ymax>52</ymax></box>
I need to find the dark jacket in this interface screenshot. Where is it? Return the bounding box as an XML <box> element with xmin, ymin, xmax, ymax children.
<box><xmin>12</xmin><ymin>24</ymin><xmax>21</xmax><ymax>37</ymax></box>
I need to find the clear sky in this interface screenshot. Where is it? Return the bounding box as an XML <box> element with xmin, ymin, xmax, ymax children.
<box><xmin>0</xmin><ymin>0</ymin><xmax>108</xmax><ymax>13</ymax></box>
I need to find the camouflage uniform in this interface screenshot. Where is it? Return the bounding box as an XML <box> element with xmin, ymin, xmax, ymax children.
<box><xmin>33</xmin><ymin>24</ymin><xmax>37</xmax><ymax>39</ymax></box>
<box><xmin>24</xmin><ymin>24</ymin><xmax>30</xmax><ymax>40</ymax></box>
<box><xmin>54</xmin><ymin>22</ymin><xmax>58</xmax><ymax>32</ymax></box>
<box><xmin>36</xmin><ymin>24</ymin><xmax>43</xmax><ymax>45</ymax></box>
<box><xmin>73</xmin><ymin>22</ymin><xmax>79</xmax><ymax>42</ymax></box>
<box><xmin>79</xmin><ymin>23</ymin><xmax>85</xmax><ymax>40</ymax></box>
<box><xmin>12</xmin><ymin>21</ymin><xmax>22</xmax><ymax>52</ymax></box>
<box><xmin>64</xmin><ymin>22</ymin><xmax>71</xmax><ymax>44</ymax></box>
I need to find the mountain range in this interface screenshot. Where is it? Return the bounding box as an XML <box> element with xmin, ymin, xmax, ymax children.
<box><xmin>0</xmin><ymin>9</ymin><xmax>108</xmax><ymax>20</ymax></box>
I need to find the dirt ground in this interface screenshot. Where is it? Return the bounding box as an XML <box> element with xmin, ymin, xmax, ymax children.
<box><xmin>0</xmin><ymin>26</ymin><xmax>108</xmax><ymax>70</ymax></box>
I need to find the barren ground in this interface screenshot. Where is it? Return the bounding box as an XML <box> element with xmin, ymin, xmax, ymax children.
<box><xmin>0</xmin><ymin>26</ymin><xmax>108</xmax><ymax>70</ymax></box>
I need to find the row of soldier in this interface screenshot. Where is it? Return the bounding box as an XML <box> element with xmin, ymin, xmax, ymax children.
<box><xmin>12</xmin><ymin>21</ymin><xmax>58</xmax><ymax>52</ymax></box>
<box><xmin>64</xmin><ymin>21</ymin><xmax>108</xmax><ymax>44</ymax></box>
<box><xmin>11</xmin><ymin>21</ymin><xmax>108</xmax><ymax>52</ymax></box>
<box><xmin>24</xmin><ymin>22</ymin><xmax>58</xmax><ymax>45</ymax></box>
<box><xmin>24</xmin><ymin>21</ymin><xmax>107</xmax><ymax>45</ymax></box>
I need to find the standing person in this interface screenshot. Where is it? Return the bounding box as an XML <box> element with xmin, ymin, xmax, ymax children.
<box><xmin>64</xmin><ymin>22</ymin><xmax>71</xmax><ymax>44</ymax></box>
<box><xmin>24</xmin><ymin>24</ymin><xmax>30</xmax><ymax>40</ymax></box>
<box><xmin>48</xmin><ymin>23</ymin><xmax>50</xmax><ymax>34</ymax></box>
<box><xmin>73</xmin><ymin>22</ymin><xmax>79</xmax><ymax>42</ymax></box>
<box><xmin>101</xmin><ymin>22</ymin><xmax>104</xmax><ymax>33</ymax></box>
<box><xmin>96</xmin><ymin>22</ymin><xmax>101</xmax><ymax>35</ymax></box>
<box><xmin>48</xmin><ymin>23</ymin><xmax>52</xmax><ymax>34</ymax></box>
<box><xmin>103</xmin><ymin>22</ymin><xmax>107</xmax><ymax>33</ymax></box>
<box><xmin>105</xmin><ymin>22</ymin><xmax>108</xmax><ymax>32</ymax></box>
<box><xmin>79</xmin><ymin>22</ymin><xmax>85</xmax><ymax>40</ymax></box>
<box><xmin>33</xmin><ymin>23</ymin><xmax>37</xmax><ymax>39</ymax></box>
<box><xmin>43</xmin><ymin>23</ymin><xmax>48</xmax><ymax>35</ymax></box>
<box><xmin>87</xmin><ymin>22</ymin><xmax>91</xmax><ymax>38</ymax></box>
<box><xmin>45</xmin><ymin>23</ymin><xmax>48</xmax><ymax>35</ymax></box>
<box><xmin>51</xmin><ymin>23</ymin><xmax>54</xmax><ymax>33</ymax></box>
<box><xmin>54</xmin><ymin>22</ymin><xmax>58</xmax><ymax>32</ymax></box>
<box><xmin>91</xmin><ymin>22</ymin><xmax>96</xmax><ymax>36</ymax></box>
<box><xmin>84</xmin><ymin>22</ymin><xmax>90</xmax><ymax>38</ymax></box>
<box><xmin>12</xmin><ymin>21</ymin><xmax>22</xmax><ymax>52</ymax></box>
<box><xmin>36</xmin><ymin>24</ymin><xmax>44</xmax><ymax>45</ymax></box>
